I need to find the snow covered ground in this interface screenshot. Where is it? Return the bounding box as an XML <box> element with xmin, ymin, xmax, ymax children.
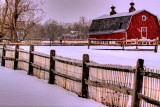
<box><xmin>20</xmin><ymin>46</ymin><xmax>160</xmax><ymax>69</ymax></box>
<box><xmin>1</xmin><ymin>45</ymin><xmax>159</xmax><ymax>106</ymax></box>
<box><xmin>0</xmin><ymin>66</ymin><xmax>106</xmax><ymax>107</ymax></box>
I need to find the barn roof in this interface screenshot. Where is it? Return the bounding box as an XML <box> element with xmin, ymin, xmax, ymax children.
<box><xmin>88</xmin><ymin>16</ymin><xmax>131</xmax><ymax>35</ymax></box>
<box><xmin>95</xmin><ymin>10</ymin><xmax>142</xmax><ymax>20</ymax></box>
<box><xmin>88</xmin><ymin>10</ymin><xmax>157</xmax><ymax>35</ymax></box>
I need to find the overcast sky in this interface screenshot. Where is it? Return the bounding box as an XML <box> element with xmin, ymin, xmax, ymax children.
<box><xmin>41</xmin><ymin>0</ymin><xmax>160</xmax><ymax>23</ymax></box>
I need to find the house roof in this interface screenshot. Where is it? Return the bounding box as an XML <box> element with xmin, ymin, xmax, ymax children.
<box><xmin>88</xmin><ymin>10</ymin><xmax>158</xmax><ymax>35</ymax></box>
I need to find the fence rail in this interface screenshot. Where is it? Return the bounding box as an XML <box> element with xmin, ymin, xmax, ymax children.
<box><xmin>51</xmin><ymin>69</ymin><xmax>82</xmax><ymax>83</ymax></box>
<box><xmin>138</xmin><ymin>93</ymin><xmax>160</xmax><ymax>106</ymax></box>
<box><xmin>86</xmin><ymin>63</ymin><xmax>136</xmax><ymax>73</ymax></box>
<box><xmin>31</xmin><ymin>51</ymin><xmax>50</xmax><ymax>58</ymax></box>
<box><xmin>53</xmin><ymin>56</ymin><xmax>82</xmax><ymax>67</ymax></box>
<box><xmin>32</xmin><ymin>63</ymin><xmax>49</xmax><ymax>72</ymax></box>
<box><xmin>0</xmin><ymin>44</ymin><xmax>160</xmax><ymax>107</ymax></box>
<box><xmin>17</xmin><ymin>49</ymin><xmax>29</xmax><ymax>53</ymax></box>
<box><xmin>140</xmin><ymin>71</ymin><xmax>160</xmax><ymax>79</ymax></box>
<box><xmin>85</xmin><ymin>80</ymin><xmax>133</xmax><ymax>95</ymax></box>
<box><xmin>0</xmin><ymin>40</ymin><xmax>88</xmax><ymax>46</ymax></box>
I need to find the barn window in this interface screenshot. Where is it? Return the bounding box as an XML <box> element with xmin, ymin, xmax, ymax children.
<box><xmin>119</xmin><ymin>22</ymin><xmax>123</xmax><ymax>29</ymax></box>
<box><xmin>142</xmin><ymin>27</ymin><xmax>147</xmax><ymax>32</ymax></box>
<box><xmin>142</xmin><ymin>15</ymin><xmax>146</xmax><ymax>21</ymax></box>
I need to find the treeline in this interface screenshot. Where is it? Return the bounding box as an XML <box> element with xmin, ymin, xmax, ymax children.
<box><xmin>0</xmin><ymin>0</ymin><xmax>91</xmax><ymax>42</ymax></box>
<box><xmin>30</xmin><ymin>17</ymin><xmax>91</xmax><ymax>41</ymax></box>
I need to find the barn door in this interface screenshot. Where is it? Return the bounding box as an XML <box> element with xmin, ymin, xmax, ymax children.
<box><xmin>141</xmin><ymin>27</ymin><xmax>147</xmax><ymax>39</ymax></box>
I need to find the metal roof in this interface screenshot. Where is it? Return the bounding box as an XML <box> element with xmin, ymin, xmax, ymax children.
<box><xmin>88</xmin><ymin>15</ymin><xmax>131</xmax><ymax>35</ymax></box>
<box><xmin>95</xmin><ymin>10</ymin><xmax>142</xmax><ymax>20</ymax></box>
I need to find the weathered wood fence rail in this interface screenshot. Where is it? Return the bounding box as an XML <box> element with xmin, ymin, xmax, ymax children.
<box><xmin>0</xmin><ymin>44</ymin><xmax>160</xmax><ymax>107</ymax></box>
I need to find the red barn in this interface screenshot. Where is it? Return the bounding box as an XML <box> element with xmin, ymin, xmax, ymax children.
<box><xmin>88</xmin><ymin>3</ymin><xmax>160</xmax><ymax>40</ymax></box>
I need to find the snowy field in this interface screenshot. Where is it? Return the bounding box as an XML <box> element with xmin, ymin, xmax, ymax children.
<box><xmin>0</xmin><ymin>66</ymin><xmax>105</xmax><ymax>107</ymax></box>
<box><xmin>1</xmin><ymin>45</ymin><xmax>159</xmax><ymax>106</ymax></box>
<box><xmin>21</xmin><ymin>45</ymin><xmax>160</xmax><ymax>69</ymax></box>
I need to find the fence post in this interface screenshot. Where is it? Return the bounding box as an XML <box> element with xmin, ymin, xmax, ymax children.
<box><xmin>81</xmin><ymin>54</ymin><xmax>89</xmax><ymax>98</ymax></box>
<box><xmin>131</xmin><ymin>59</ymin><xmax>144</xmax><ymax>107</ymax></box>
<box><xmin>14</xmin><ymin>45</ymin><xmax>19</xmax><ymax>70</ymax></box>
<box><xmin>1</xmin><ymin>44</ymin><xmax>6</xmax><ymax>66</ymax></box>
<box><xmin>136</xmin><ymin>38</ymin><xmax>138</xmax><ymax>49</ymax></box>
<box><xmin>88</xmin><ymin>39</ymin><xmax>91</xmax><ymax>49</ymax></box>
<box><xmin>154</xmin><ymin>37</ymin><xmax>158</xmax><ymax>53</ymax></box>
<box><xmin>28</xmin><ymin>45</ymin><xmax>34</xmax><ymax>75</ymax></box>
<box><xmin>48</xmin><ymin>50</ymin><xmax>55</xmax><ymax>84</ymax></box>
<box><xmin>121</xmin><ymin>40</ymin><xmax>123</xmax><ymax>47</ymax></box>
<box><xmin>157</xmin><ymin>37</ymin><xmax>159</xmax><ymax>51</ymax></box>
<box><xmin>122</xmin><ymin>39</ymin><xmax>125</xmax><ymax>50</ymax></box>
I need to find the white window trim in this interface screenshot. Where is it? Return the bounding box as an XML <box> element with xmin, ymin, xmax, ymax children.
<box><xmin>142</xmin><ymin>15</ymin><xmax>146</xmax><ymax>21</ymax></box>
<box><xmin>141</xmin><ymin>27</ymin><xmax>147</xmax><ymax>39</ymax></box>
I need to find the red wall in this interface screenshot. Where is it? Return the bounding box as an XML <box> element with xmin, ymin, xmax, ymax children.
<box><xmin>127</xmin><ymin>11</ymin><xmax>160</xmax><ymax>40</ymax></box>
<box><xmin>89</xmin><ymin>33</ymin><xmax>125</xmax><ymax>39</ymax></box>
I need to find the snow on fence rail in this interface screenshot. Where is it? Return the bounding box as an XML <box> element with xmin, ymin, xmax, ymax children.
<box><xmin>0</xmin><ymin>44</ymin><xmax>160</xmax><ymax>107</ymax></box>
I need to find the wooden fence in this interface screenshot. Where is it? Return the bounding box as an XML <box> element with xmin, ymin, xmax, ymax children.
<box><xmin>0</xmin><ymin>44</ymin><xmax>160</xmax><ymax>107</ymax></box>
<box><xmin>88</xmin><ymin>38</ymin><xmax>159</xmax><ymax>53</ymax></box>
<box><xmin>0</xmin><ymin>40</ymin><xmax>88</xmax><ymax>46</ymax></box>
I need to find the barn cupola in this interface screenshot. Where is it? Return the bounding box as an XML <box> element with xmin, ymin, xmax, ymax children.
<box><xmin>129</xmin><ymin>2</ymin><xmax>136</xmax><ymax>12</ymax></box>
<box><xmin>110</xmin><ymin>6</ymin><xmax>116</xmax><ymax>15</ymax></box>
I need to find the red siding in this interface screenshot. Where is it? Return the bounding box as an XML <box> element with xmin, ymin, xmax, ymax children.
<box><xmin>89</xmin><ymin>33</ymin><xmax>125</xmax><ymax>39</ymax></box>
<box><xmin>127</xmin><ymin>11</ymin><xmax>160</xmax><ymax>40</ymax></box>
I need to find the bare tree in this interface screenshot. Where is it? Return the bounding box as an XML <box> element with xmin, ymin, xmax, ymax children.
<box><xmin>0</xmin><ymin>0</ymin><xmax>45</xmax><ymax>42</ymax></box>
<box><xmin>40</xmin><ymin>17</ymin><xmax>91</xmax><ymax>41</ymax></box>
<box><xmin>22</xmin><ymin>23</ymin><xmax>43</xmax><ymax>40</ymax></box>
<box><xmin>72</xmin><ymin>17</ymin><xmax>91</xmax><ymax>39</ymax></box>
<box><xmin>43</xmin><ymin>19</ymin><xmax>66</xmax><ymax>40</ymax></box>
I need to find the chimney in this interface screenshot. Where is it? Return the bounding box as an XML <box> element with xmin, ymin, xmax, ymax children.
<box><xmin>110</xmin><ymin>6</ymin><xmax>116</xmax><ymax>15</ymax></box>
<box><xmin>129</xmin><ymin>2</ymin><xmax>136</xmax><ymax>12</ymax></box>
